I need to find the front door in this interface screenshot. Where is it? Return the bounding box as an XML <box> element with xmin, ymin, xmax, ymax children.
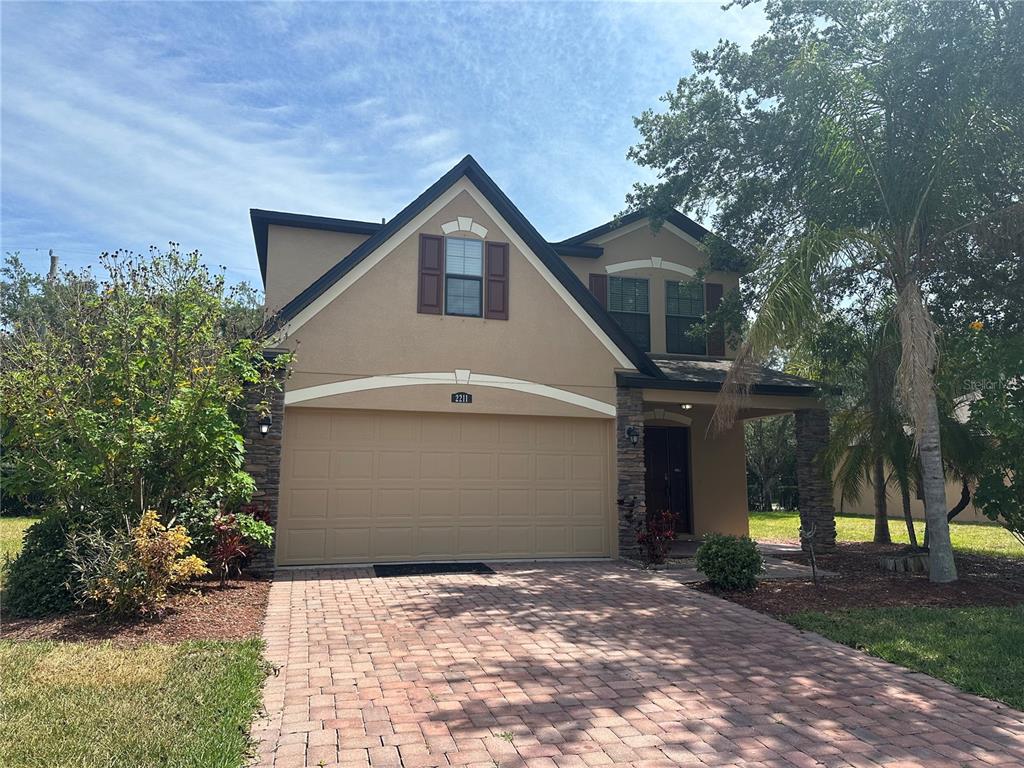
<box><xmin>644</xmin><ymin>426</ymin><xmax>693</xmax><ymax>534</ymax></box>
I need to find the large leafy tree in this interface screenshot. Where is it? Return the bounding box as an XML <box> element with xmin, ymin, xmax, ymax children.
<box><xmin>1</xmin><ymin>247</ymin><xmax>276</xmax><ymax>524</ymax></box>
<box><xmin>628</xmin><ymin>0</ymin><xmax>1023</xmax><ymax>582</ymax></box>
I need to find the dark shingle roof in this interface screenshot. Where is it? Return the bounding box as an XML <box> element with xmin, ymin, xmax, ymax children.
<box><xmin>616</xmin><ymin>355</ymin><xmax>818</xmax><ymax>396</ymax></box>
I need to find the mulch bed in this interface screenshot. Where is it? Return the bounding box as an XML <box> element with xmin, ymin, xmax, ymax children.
<box><xmin>0</xmin><ymin>574</ymin><xmax>271</xmax><ymax>645</ymax></box>
<box><xmin>695</xmin><ymin>542</ymin><xmax>1024</xmax><ymax>616</ymax></box>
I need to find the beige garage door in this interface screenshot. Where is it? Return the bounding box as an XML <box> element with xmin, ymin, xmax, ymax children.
<box><xmin>276</xmin><ymin>408</ymin><xmax>612</xmax><ymax>565</ymax></box>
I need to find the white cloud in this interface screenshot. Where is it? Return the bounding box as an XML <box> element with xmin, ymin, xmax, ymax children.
<box><xmin>396</xmin><ymin>128</ymin><xmax>458</xmax><ymax>155</ymax></box>
<box><xmin>1</xmin><ymin>1</ymin><xmax>769</xmax><ymax>279</ymax></box>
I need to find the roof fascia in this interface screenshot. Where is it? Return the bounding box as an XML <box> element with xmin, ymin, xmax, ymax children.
<box><xmin>616</xmin><ymin>372</ymin><xmax>818</xmax><ymax>397</ymax></box>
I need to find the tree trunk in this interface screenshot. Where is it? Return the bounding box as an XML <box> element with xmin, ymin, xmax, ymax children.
<box><xmin>873</xmin><ymin>457</ymin><xmax>891</xmax><ymax>543</ymax></box>
<box><xmin>895</xmin><ymin>275</ymin><xmax>956</xmax><ymax>582</ymax></box>
<box><xmin>919</xmin><ymin>393</ymin><xmax>958</xmax><ymax>582</ymax></box>
<box><xmin>900</xmin><ymin>479</ymin><xmax>918</xmax><ymax>548</ymax></box>
<box><xmin>947</xmin><ymin>479</ymin><xmax>971</xmax><ymax>523</ymax></box>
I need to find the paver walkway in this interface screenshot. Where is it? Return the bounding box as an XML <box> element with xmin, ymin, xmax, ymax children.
<box><xmin>251</xmin><ymin>562</ymin><xmax>1024</xmax><ymax>768</ymax></box>
<box><xmin>662</xmin><ymin>556</ymin><xmax>835</xmax><ymax>583</ymax></box>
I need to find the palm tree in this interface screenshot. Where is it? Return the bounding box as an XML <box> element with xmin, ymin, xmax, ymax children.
<box><xmin>799</xmin><ymin>310</ymin><xmax>909</xmax><ymax>546</ymax></box>
<box><xmin>808</xmin><ymin>313</ymin><xmax>991</xmax><ymax>551</ymax></box>
<box><xmin>627</xmin><ymin>3</ymin><xmax>1023</xmax><ymax>581</ymax></box>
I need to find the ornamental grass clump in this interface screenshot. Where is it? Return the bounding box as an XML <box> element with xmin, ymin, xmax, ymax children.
<box><xmin>694</xmin><ymin>533</ymin><xmax>764</xmax><ymax>591</ymax></box>
<box><xmin>68</xmin><ymin>511</ymin><xmax>209</xmax><ymax>617</ymax></box>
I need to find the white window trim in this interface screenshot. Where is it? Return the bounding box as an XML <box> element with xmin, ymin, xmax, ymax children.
<box><xmin>283</xmin><ymin>370</ymin><xmax>616</xmax><ymax>417</ymax></box>
<box><xmin>273</xmin><ymin>178</ymin><xmax>635</xmax><ymax>369</ymax></box>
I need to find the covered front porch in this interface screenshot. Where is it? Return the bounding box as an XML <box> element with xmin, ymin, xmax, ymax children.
<box><xmin>614</xmin><ymin>356</ymin><xmax>837</xmax><ymax>560</ymax></box>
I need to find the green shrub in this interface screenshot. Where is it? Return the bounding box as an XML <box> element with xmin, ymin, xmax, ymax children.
<box><xmin>695</xmin><ymin>533</ymin><xmax>764</xmax><ymax>591</ymax></box>
<box><xmin>67</xmin><ymin>511</ymin><xmax>209</xmax><ymax>617</ymax></box>
<box><xmin>1</xmin><ymin>515</ymin><xmax>75</xmax><ymax>616</ymax></box>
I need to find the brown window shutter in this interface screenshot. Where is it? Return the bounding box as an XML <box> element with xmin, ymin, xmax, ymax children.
<box><xmin>417</xmin><ymin>234</ymin><xmax>444</xmax><ymax>314</ymax></box>
<box><xmin>705</xmin><ymin>282</ymin><xmax>725</xmax><ymax>356</ymax></box>
<box><xmin>589</xmin><ymin>273</ymin><xmax>608</xmax><ymax>308</ymax></box>
<box><xmin>484</xmin><ymin>242</ymin><xmax>509</xmax><ymax>320</ymax></box>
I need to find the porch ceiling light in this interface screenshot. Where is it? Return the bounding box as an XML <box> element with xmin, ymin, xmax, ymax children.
<box><xmin>625</xmin><ymin>425</ymin><xmax>640</xmax><ymax>446</ymax></box>
<box><xmin>680</xmin><ymin>404</ymin><xmax>693</xmax><ymax>410</ymax></box>
<box><xmin>258</xmin><ymin>413</ymin><xmax>273</xmax><ymax>436</ymax></box>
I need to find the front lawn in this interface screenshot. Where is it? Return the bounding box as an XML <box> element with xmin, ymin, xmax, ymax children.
<box><xmin>0</xmin><ymin>516</ymin><xmax>36</xmax><ymax>562</ymax></box>
<box><xmin>750</xmin><ymin>510</ymin><xmax>1023</xmax><ymax>558</ymax></box>
<box><xmin>0</xmin><ymin>639</ymin><xmax>267</xmax><ymax>768</ymax></box>
<box><xmin>789</xmin><ymin>606</ymin><xmax>1024</xmax><ymax>711</ymax></box>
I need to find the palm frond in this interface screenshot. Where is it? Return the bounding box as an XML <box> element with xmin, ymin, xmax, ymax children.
<box><xmin>835</xmin><ymin>440</ymin><xmax>873</xmax><ymax>506</ymax></box>
<box><xmin>713</xmin><ymin>225</ymin><xmax>872</xmax><ymax>432</ymax></box>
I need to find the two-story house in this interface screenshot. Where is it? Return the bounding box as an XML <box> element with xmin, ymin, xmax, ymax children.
<box><xmin>247</xmin><ymin>155</ymin><xmax>835</xmax><ymax>567</ymax></box>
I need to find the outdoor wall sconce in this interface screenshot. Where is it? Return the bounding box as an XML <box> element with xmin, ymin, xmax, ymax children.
<box><xmin>625</xmin><ymin>425</ymin><xmax>640</xmax><ymax>446</ymax></box>
<box><xmin>258</xmin><ymin>413</ymin><xmax>273</xmax><ymax>436</ymax></box>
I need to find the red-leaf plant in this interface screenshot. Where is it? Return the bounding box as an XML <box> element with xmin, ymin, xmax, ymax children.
<box><xmin>210</xmin><ymin>513</ymin><xmax>251</xmax><ymax>587</ymax></box>
<box><xmin>636</xmin><ymin>509</ymin><xmax>679</xmax><ymax>566</ymax></box>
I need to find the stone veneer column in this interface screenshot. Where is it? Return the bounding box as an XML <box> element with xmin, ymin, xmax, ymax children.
<box><xmin>243</xmin><ymin>352</ymin><xmax>288</xmax><ymax>573</ymax></box>
<box><xmin>616</xmin><ymin>386</ymin><xmax>646</xmax><ymax>560</ymax></box>
<box><xmin>795</xmin><ymin>408</ymin><xmax>837</xmax><ymax>553</ymax></box>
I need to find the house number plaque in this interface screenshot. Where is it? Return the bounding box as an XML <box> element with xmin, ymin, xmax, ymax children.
<box><xmin>451</xmin><ymin>392</ymin><xmax>473</xmax><ymax>404</ymax></box>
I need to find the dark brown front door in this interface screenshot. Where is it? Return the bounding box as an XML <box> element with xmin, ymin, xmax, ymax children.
<box><xmin>644</xmin><ymin>427</ymin><xmax>693</xmax><ymax>534</ymax></box>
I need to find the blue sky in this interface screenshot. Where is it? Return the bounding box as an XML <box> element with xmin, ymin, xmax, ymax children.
<box><xmin>1</xmin><ymin>1</ymin><xmax>767</xmax><ymax>285</ymax></box>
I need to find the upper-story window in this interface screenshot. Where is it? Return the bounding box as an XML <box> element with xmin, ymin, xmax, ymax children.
<box><xmin>445</xmin><ymin>237</ymin><xmax>483</xmax><ymax>317</ymax></box>
<box><xmin>609</xmin><ymin>276</ymin><xmax>650</xmax><ymax>352</ymax></box>
<box><xmin>418</xmin><ymin>233</ymin><xmax>509</xmax><ymax>320</ymax></box>
<box><xmin>666</xmin><ymin>280</ymin><xmax>706</xmax><ymax>354</ymax></box>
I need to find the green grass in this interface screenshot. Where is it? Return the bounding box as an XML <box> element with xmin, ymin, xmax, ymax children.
<box><xmin>0</xmin><ymin>516</ymin><xmax>37</xmax><ymax>562</ymax></box>
<box><xmin>0</xmin><ymin>639</ymin><xmax>268</xmax><ymax>768</ymax></box>
<box><xmin>789</xmin><ymin>606</ymin><xmax>1024</xmax><ymax>710</ymax></box>
<box><xmin>750</xmin><ymin>510</ymin><xmax>1023</xmax><ymax>558</ymax></box>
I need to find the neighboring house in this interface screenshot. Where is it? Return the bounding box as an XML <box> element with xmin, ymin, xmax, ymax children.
<box><xmin>247</xmin><ymin>155</ymin><xmax>835</xmax><ymax>567</ymax></box>
<box><xmin>835</xmin><ymin>477</ymin><xmax>988</xmax><ymax>524</ymax></box>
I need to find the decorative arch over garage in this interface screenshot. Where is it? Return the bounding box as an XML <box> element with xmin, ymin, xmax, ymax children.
<box><xmin>283</xmin><ymin>370</ymin><xmax>616</xmax><ymax>417</ymax></box>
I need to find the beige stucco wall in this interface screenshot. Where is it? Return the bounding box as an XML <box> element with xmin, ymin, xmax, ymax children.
<box><xmin>688</xmin><ymin>408</ymin><xmax>750</xmax><ymax>537</ymax></box>
<box><xmin>271</xmin><ymin>182</ymin><xmax>625</xmax><ymax>420</ymax></box>
<box><xmin>265</xmin><ymin>227</ymin><xmax>371</xmax><ymax>313</ymax></box>
<box><xmin>561</xmin><ymin>223</ymin><xmax>740</xmax><ymax>357</ymax></box>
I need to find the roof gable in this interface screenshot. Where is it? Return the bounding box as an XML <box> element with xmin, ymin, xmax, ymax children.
<box><xmin>265</xmin><ymin>155</ymin><xmax>664</xmax><ymax>378</ymax></box>
<box><xmin>251</xmin><ymin>210</ymin><xmax>381</xmax><ymax>285</ymax></box>
<box><xmin>559</xmin><ymin>209</ymin><xmax>710</xmax><ymax>248</ymax></box>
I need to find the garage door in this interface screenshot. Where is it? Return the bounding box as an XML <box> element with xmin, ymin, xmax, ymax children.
<box><xmin>276</xmin><ymin>408</ymin><xmax>612</xmax><ymax>565</ymax></box>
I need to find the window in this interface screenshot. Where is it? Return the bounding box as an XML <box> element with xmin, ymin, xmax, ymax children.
<box><xmin>666</xmin><ymin>280</ymin><xmax>706</xmax><ymax>354</ymax></box>
<box><xmin>445</xmin><ymin>237</ymin><xmax>483</xmax><ymax>317</ymax></box>
<box><xmin>609</xmin><ymin>276</ymin><xmax>650</xmax><ymax>351</ymax></box>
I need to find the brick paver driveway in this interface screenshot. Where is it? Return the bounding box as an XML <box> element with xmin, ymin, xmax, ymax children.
<box><xmin>252</xmin><ymin>563</ymin><xmax>1024</xmax><ymax>768</ymax></box>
